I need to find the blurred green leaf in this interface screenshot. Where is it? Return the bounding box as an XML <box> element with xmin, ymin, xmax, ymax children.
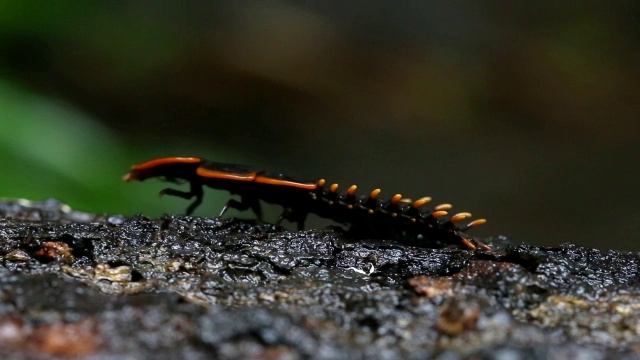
<box><xmin>0</xmin><ymin>79</ymin><xmax>251</xmax><ymax>217</ymax></box>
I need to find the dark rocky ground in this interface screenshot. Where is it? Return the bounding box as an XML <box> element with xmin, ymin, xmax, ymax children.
<box><xmin>0</xmin><ymin>199</ymin><xmax>639</xmax><ymax>359</ymax></box>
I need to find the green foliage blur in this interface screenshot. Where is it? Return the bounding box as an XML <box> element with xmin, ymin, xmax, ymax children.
<box><xmin>1</xmin><ymin>80</ymin><xmax>137</xmax><ymax>214</ymax></box>
<box><xmin>0</xmin><ymin>80</ymin><xmax>240</xmax><ymax>216</ymax></box>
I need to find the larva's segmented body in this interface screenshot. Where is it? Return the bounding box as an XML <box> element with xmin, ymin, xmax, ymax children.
<box><xmin>123</xmin><ymin>157</ymin><xmax>490</xmax><ymax>251</ymax></box>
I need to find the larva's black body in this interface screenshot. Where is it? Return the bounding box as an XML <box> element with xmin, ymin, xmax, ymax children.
<box><xmin>123</xmin><ymin>157</ymin><xmax>490</xmax><ymax>251</ymax></box>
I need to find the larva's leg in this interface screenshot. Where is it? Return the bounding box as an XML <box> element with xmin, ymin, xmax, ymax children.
<box><xmin>277</xmin><ymin>208</ymin><xmax>308</xmax><ymax>230</ymax></box>
<box><xmin>159</xmin><ymin>182</ymin><xmax>203</xmax><ymax>215</ymax></box>
<box><xmin>275</xmin><ymin>208</ymin><xmax>290</xmax><ymax>227</ymax></box>
<box><xmin>219</xmin><ymin>197</ymin><xmax>263</xmax><ymax>221</ymax></box>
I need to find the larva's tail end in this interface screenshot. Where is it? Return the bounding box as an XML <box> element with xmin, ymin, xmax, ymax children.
<box><xmin>460</xmin><ymin>237</ymin><xmax>492</xmax><ymax>251</ymax></box>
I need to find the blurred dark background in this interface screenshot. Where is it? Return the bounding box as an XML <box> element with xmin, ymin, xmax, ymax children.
<box><xmin>1</xmin><ymin>2</ymin><xmax>638</xmax><ymax>250</ymax></box>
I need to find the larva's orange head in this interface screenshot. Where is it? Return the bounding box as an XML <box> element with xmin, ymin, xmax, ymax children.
<box><xmin>123</xmin><ymin>157</ymin><xmax>203</xmax><ymax>182</ymax></box>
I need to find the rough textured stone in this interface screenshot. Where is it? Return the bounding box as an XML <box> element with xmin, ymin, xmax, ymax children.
<box><xmin>0</xmin><ymin>199</ymin><xmax>638</xmax><ymax>359</ymax></box>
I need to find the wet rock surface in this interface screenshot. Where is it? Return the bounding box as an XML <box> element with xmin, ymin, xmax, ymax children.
<box><xmin>0</xmin><ymin>198</ymin><xmax>639</xmax><ymax>359</ymax></box>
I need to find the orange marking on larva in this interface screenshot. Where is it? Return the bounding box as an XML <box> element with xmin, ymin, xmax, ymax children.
<box><xmin>330</xmin><ymin>183</ymin><xmax>339</xmax><ymax>193</ymax></box>
<box><xmin>450</xmin><ymin>212</ymin><xmax>472</xmax><ymax>223</ymax></box>
<box><xmin>434</xmin><ymin>203</ymin><xmax>452</xmax><ymax>211</ymax></box>
<box><xmin>131</xmin><ymin>157</ymin><xmax>202</xmax><ymax>171</ymax></box>
<box><xmin>432</xmin><ymin>210</ymin><xmax>448</xmax><ymax>218</ymax></box>
<box><xmin>347</xmin><ymin>185</ymin><xmax>357</xmax><ymax>196</ymax></box>
<box><xmin>255</xmin><ymin>176</ymin><xmax>318</xmax><ymax>190</ymax></box>
<box><xmin>370</xmin><ymin>189</ymin><xmax>381</xmax><ymax>199</ymax></box>
<box><xmin>197</xmin><ymin>168</ymin><xmax>256</xmax><ymax>181</ymax></box>
<box><xmin>400</xmin><ymin>198</ymin><xmax>412</xmax><ymax>204</ymax></box>
<box><xmin>466</xmin><ymin>219</ymin><xmax>487</xmax><ymax>228</ymax></box>
<box><xmin>367</xmin><ymin>209</ymin><xmax>374</xmax><ymax>214</ymax></box>
<box><xmin>412</xmin><ymin>197</ymin><xmax>432</xmax><ymax>208</ymax></box>
<box><xmin>317</xmin><ymin>179</ymin><xmax>326</xmax><ymax>187</ymax></box>
<box><xmin>460</xmin><ymin>238</ymin><xmax>477</xmax><ymax>250</ymax></box>
<box><xmin>391</xmin><ymin>194</ymin><xmax>403</xmax><ymax>205</ymax></box>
